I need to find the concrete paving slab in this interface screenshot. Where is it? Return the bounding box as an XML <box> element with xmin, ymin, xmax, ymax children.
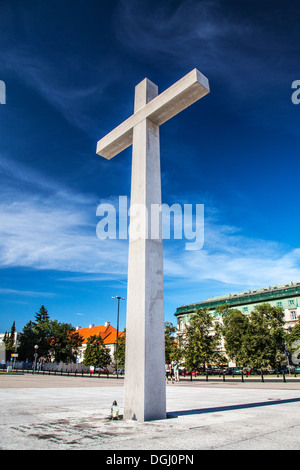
<box><xmin>0</xmin><ymin>374</ymin><xmax>300</xmax><ymax>450</ymax></box>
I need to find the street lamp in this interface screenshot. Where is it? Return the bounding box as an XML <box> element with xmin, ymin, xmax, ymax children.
<box><xmin>33</xmin><ymin>344</ymin><xmax>39</xmax><ymax>374</ymax></box>
<box><xmin>112</xmin><ymin>296</ymin><xmax>125</xmax><ymax>378</ymax></box>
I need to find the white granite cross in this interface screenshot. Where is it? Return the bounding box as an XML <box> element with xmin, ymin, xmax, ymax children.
<box><xmin>96</xmin><ymin>69</ymin><xmax>210</xmax><ymax>421</ymax></box>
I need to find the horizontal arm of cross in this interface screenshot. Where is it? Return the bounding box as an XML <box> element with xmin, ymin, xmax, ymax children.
<box><xmin>96</xmin><ymin>68</ymin><xmax>209</xmax><ymax>160</ymax></box>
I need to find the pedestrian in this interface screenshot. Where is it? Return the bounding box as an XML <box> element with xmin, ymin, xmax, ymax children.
<box><xmin>173</xmin><ymin>360</ymin><xmax>179</xmax><ymax>382</ymax></box>
<box><xmin>170</xmin><ymin>362</ymin><xmax>175</xmax><ymax>384</ymax></box>
<box><xmin>110</xmin><ymin>400</ymin><xmax>119</xmax><ymax>420</ymax></box>
<box><xmin>165</xmin><ymin>362</ymin><xmax>170</xmax><ymax>383</ymax></box>
<box><xmin>165</xmin><ymin>362</ymin><xmax>173</xmax><ymax>383</ymax></box>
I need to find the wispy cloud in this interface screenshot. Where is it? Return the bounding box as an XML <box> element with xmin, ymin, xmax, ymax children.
<box><xmin>1</xmin><ymin>46</ymin><xmax>108</xmax><ymax>133</ymax></box>
<box><xmin>1</xmin><ymin>155</ymin><xmax>300</xmax><ymax>290</ymax></box>
<box><xmin>0</xmin><ymin>154</ymin><xmax>128</xmax><ymax>275</ymax></box>
<box><xmin>114</xmin><ymin>0</ymin><xmax>297</xmax><ymax>135</ymax></box>
<box><xmin>164</xmin><ymin>243</ymin><xmax>300</xmax><ymax>289</ymax></box>
<box><xmin>0</xmin><ymin>288</ymin><xmax>56</xmax><ymax>297</ymax></box>
<box><xmin>114</xmin><ymin>0</ymin><xmax>254</xmax><ymax>75</ymax></box>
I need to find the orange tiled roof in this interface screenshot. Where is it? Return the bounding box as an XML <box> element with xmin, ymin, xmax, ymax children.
<box><xmin>76</xmin><ymin>324</ymin><xmax>124</xmax><ymax>345</ymax></box>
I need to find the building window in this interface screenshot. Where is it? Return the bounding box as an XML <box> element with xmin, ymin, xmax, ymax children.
<box><xmin>277</xmin><ymin>302</ymin><xmax>282</xmax><ymax>307</ymax></box>
<box><xmin>243</xmin><ymin>307</ymin><xmax>248</xmax><ymax>312</ymax></box>
<box><xmin>291</xmin><ymin>311</ymin><xmax>297</xmax><ymax>320</ymax></box>
<box><xmin>288</xmin><ymin>300</ymin><xmax>295</xmax><ymax>307</ymax></box>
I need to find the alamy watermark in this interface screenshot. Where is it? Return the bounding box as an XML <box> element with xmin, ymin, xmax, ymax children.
<box><xmin>291</xmin><ymin>80</ymin><xmax>300</xmax><ymax>104</ymax></box>
<box><xmin>96</xmin><ymin>196</ymin><xmax>204</xmax><ymax>251</ymax></box>
<box><xmin>0</xmin><ymin>80</ymin><xmax>6</xmax><ymax>104</ymax></box>
<box><xmin>291</xmin><ymin>340</ymin><xmax>300</xmax><ymax>364</ymax></box>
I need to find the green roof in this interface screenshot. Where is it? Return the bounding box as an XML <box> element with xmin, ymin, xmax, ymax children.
<box><xmin>175</xmin><ymin>282</ymin><xmax>300</xmax><ymax>316</ymax></box>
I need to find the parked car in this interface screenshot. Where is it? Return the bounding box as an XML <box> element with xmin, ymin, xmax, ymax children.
<box><xmin>205</xmin><ymin>368</ymin><xmax>221</xmax><ymax>375</ymax></box>
<box><xmin>94</xmin><ymin>367</ymin><xmax>109</xmax><ymax>374</ymax></box>
<box><xmin>232</xmin><ymin>368</ymin><xmax>243</xmax><ymax>375</ymax></box>
<box><xmin>183</xmin><ymin>370</ymin><xmax>200</xmax><ymax>376</ymax></box>
<box><xmin>222</xmin><ymin>367</ymin><xmax>232</xmax><ymax>375</ymax></box>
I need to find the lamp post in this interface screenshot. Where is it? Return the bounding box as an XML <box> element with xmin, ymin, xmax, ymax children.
<box><xmin>33</xmin><ymin>344</ymin><xmax>39</xmax><ymax>374</ymax></box>
<box><xmin>112</xmin><ymin>296</ymin><xmax>125</xmax><ymax>378</ymax></box>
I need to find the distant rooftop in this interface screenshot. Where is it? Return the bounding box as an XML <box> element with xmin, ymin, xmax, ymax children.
<box><xmin>204</xmin><ymin>281</ymin><xmax>300</xmax><ymax>302</ymax></box>
<box><xmin>175</xmin><ymin>281</ymin><xmax>300</xmax><ymax>316</ymax></box>
<box><xmin>74</xmin><ymin>323</ymin><xmax>124</xmax><ymax>345</ymax></box>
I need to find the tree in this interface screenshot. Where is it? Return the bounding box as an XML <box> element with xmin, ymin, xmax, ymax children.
<box><xmin>220</xmin><ymin>308</ymin><xmax>250</xmax><ymax>366</ymax></box>
<box><xmin>35</xmin><ymin>305</ymin><xmax>50</xmax><ymax>323</ymax></box>
<box><xmin>114</xmin><ymin>330</ymin><xmax>126</xmax><ymax>370</ymax></box>
<box><xmin>17</xmin><ymin>306</ymin><xmax>85</xmax><ymax>363</ymax></box>
<box><xmin>49</xmin><ymin>320</ymin><xmax>83</xmax><ymax>363</ymax></box>
<box><xmin>17</xmin><ymin>321</ymin><xmax>38</xmax><ymax>361</ymax></box>
<box><xmin>83</xmin><ymin>335</ymin><xmax>111</xmax><ymax>368</ymax></box>
<box><xmin>3</xmin><ymin>321</ymin><xmax>16</xmax><ymax>361</ymax></box>
<box><xmin>286</xmin><ymin>323</ymin><xmax>300</xmax><ymax>365</ymax></box>
<box><xmin>183</xmin><ymin>308</ymin><xmax>222</xmax><ymax>371</ymax></box>
<box><xmin>33</xmin><ymin>305</ymin><xmax>52</xmax><ymax>360</ymax></box>
<box><xmin>220</xmin><ymin>303</ymin><xmax>285</xmax><ymax>369</ymax></box>
<box><xmin>245</xmin><ymin>304</ymin><xmax>285</xmax><ymax>369</ymax></box>
<box><xmin>165</xmin><ymin>322</ymin><xmax>179</xmax><ymax>362</ymax></box>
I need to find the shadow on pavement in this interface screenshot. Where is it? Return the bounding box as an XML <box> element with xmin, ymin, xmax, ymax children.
<box><xmin>169</xmin><ymin>397</ymin><xmax>300</xmax><ymax>417</ymax></box>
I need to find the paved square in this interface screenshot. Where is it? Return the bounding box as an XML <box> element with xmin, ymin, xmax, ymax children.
<box><xmin>1</xmin><ymin>374</ymin><xmax>300</xmax><ymax>450</ymax></box>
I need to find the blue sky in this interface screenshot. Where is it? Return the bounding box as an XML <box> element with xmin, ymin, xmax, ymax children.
<box><xmin>1</xmin><ymin>0</ymin><xmax>300</xmax><ymax>333</ymax></box>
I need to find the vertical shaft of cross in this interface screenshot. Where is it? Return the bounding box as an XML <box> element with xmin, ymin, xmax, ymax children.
<box><xmin>123</xmin><ymin>78</ymin><xmax>166</xmax><ymax>421</ymax></box>
<box><xmin>96</xmin><ymin>69</ymin><xmax>210</xmax><ymax>422</ymax></box>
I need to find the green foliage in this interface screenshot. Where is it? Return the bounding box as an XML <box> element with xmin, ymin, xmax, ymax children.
<box><xmin>220</xmin><ymin>303</ymin><xmax>285</xmax><ymax>368</ymax></box>
<box><xmin>17</xmin><ymin>321</ymin><xmax>38</xmax><ymax>361</ymax></box>
<box><xmin>2</xmin><ymin>321</ymin><xmax>16</xmax><ymax>361</ymax></box>
<box><xmin>49</xmin><ymin>320</ymin><xmax>83</xmax><ymax>363</ymax></box>
<box><xmin>35</xmin><ymin>305</ymin><xmax>50</xmax><ymax>323</ymax></box>
<box><xmin>33</xmin><ymin>305</ymin><xmax>52</xmax><ymax>360</ymax></box>
<box><xmin>114</xmin><ymin>330</ymin><xmax>126</xmax><ymax>369</ymax></box>
<box><xmin>221</xmin><ymin>308</ymin><xmax>249</xmax><ymax>366</ymax></box>
<box><xmin>165</xmin><ymin>321</ymin><xmax>181</xmax><ymax>362</ymax></box>
<box><xmin>286</xmin><ymin>323</ymin><xmax>300</xmax><ymax>364</ymax></box>
<box><xmin>83</xmin><ymin>335</ymin><xmax>111</xmax><ymax>368</ymax></box>
<box><xmin>16</xmin><ymin>305</ymin><xmax>52</xmax><ymax>361</ymax></box>
<box><xmin>183</xmin><ymin>308</ymin><xmax>222</xmax><ymax>370</ymax></box>
<box><xmin>17</xmin><ymin>305</ymin><xmax>83</xmax><ymax>363</ymax></box>
<box><xmin>287</xmin><ymin>322</ymin><xmax>300</xmax><ymax>344</ymax></box>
